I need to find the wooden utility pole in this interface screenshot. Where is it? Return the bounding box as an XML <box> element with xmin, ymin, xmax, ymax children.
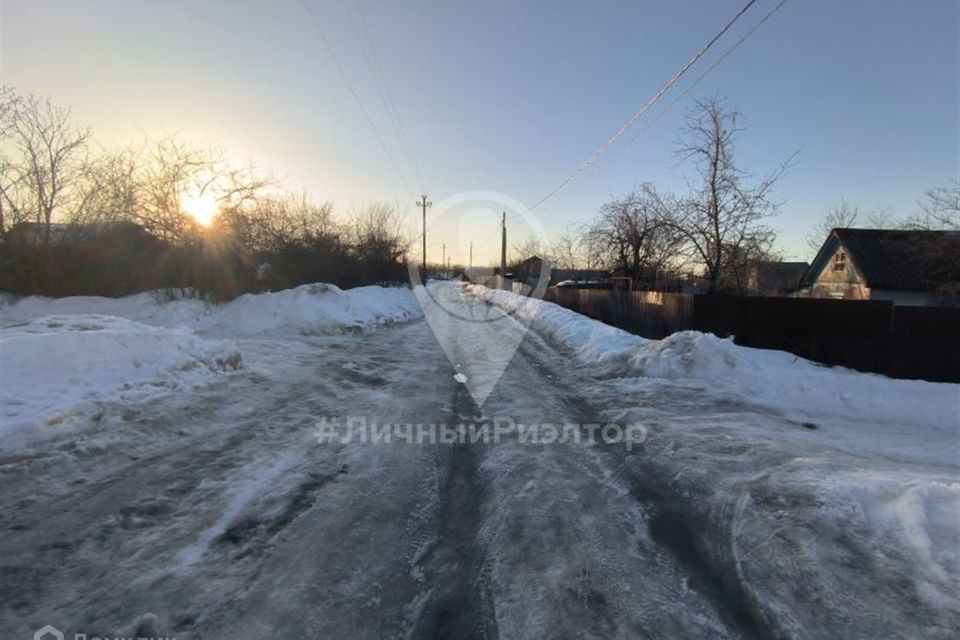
<box><xmin>441</xmin><ymin>243</ymin><xmax>446</xmax><ymax>277</ymax></box>
<box><xmin>416</xmin><ymin>194</ymin><xmax>432</xmax><ymax>273</ymax></box>
<box><xmin>500</xmin><ymin>212</ymin><xmax>507</xmax><ymax>288</ymax></box>
<box><xmin>469</xmin><ymin>241</ymin><xmax>473</xmax><ymax>279</ymax></box>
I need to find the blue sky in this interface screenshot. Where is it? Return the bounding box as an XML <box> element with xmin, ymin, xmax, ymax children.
<box><xmin>3</xmin><ymin>0</ymin><xmax>958</xmax><ymax>263</ymax></box>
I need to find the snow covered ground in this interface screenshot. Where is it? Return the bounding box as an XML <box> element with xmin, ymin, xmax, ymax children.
<box><xmin>472</xmin><ymin>283</ymin><xmax>960</xmax><ymax>638</ymax></box>
<box><xmin>0</xmin><ymin>284</ymin><xmax>422</xmax><ymax>453</ymax></box>
<box><xmin>1</xmin><ymin>281</ymin><xmax>957</xmax><ymax>638</ymax></box>
<box><xmin>1</xmin><ymin>315</ymin><xmax>241</xmax><ymax>451</ymax></box>
<box><xmin>470</xmin><ymin>285</ymin><xmax>957</xmax><ymax>438</ymax></box>
<box><xmin>1</xmin><ymin>283</ymin><xmax>421</xmax><ymax>337</ymax></box>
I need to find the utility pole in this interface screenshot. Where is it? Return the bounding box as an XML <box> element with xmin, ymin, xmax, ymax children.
<box><xmin>416</xmin><ymin>194</ymin><xmax>432</xmax><ymax>274</ymax></box>
<box><xmin>441</xmin><ymin>243</ymin><xmax>446</xmax><ymax>278</ymax></box>
<box><xmin>500</xmin><ymin>211</ymin><xmax>507</xmax><ymax>289</ymax></box>
<box><xmin>469</xmin><ymin>241</ymin><xmax>473</xmax><ymax>280</ymax></box>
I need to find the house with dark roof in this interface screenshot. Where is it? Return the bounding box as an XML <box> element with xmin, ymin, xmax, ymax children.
<box><xmin>799</xmin><ymin>228</ymin><xmax>960</xmax><ymax>306</ymax></box>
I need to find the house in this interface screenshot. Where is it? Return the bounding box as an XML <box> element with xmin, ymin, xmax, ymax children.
<box><xmin>799</xmin><ymin>228</ymin><xmax>960</xmax><ymax>306</ymax></box>
<box><xmin>509</xmin><ymin>255</ymin><xmax>546</xmax><ymax>283</ymax></box>
<box><xmin>746</xmin><ymin>261</ymin><xmax>809</xmax><ymax>296</ymax></box>
<box><xmin>510</xmin><ymin>255</ymin><xmax>615</xmax><ymax>287</ymax></box>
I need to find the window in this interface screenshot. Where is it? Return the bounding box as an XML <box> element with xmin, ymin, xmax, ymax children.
<box><xmin>833</xmin><ymin>250</ymin><xmax>846</xmax><ymax>271</ymax></box>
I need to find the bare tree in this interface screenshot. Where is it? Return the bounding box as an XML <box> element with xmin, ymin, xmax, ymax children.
<box><xmin>223</xmin><ymin>191</ymin><xmax>337</xmax><ymax>254</ymax></box>
<box><xmin>668</xmin><ymin>97</ymin><xmax>787</xmax><ymax>293</ymax></box>
<box><xmin>549</xmin><ymin>224</ymin><xmax>589</xmax><ymax>270</ymax></box>
<box><xmin>69</xmin><ymin>147</ymin><xmax>141</xmax><ymax>227</ymax></box>
<box><xmin>134</xmin><ymin>138</ymin><xmax>211</xmax><ymax>242</ymax></box>
<box><xmin>863</xmin><ymin>206</ymin><xmax>901</xmax><ymax>230</ymax></box>
<box><xmin>349</xmin><ymin>203</ymin><xmax>409</xmax><ymax>280</ymax></box>
<box><xmin>0</xmin><ymin>87</ymin><xmax>20</xmax><ymax>239</ymax></box>
<box><xmin>805</xmin><ymin>198</ymin><xmax>861</xmax><ymax>255</ymax></box>
<box><xmin>511</xmin><ymin>235</ymin><xmax>543</xmax><ymax>265</ymax></box>
<box><xmin>720</xmin><ymin>235</ymin><xmax>779</xmax><ymax>294</ymax></box>
<box><xmin>129</xmin><ymin>137</ymin><xmax>271</xmax><ymax>243</ymax></box>
<box><xmin>0</xmin><ymin>90</ymin><xmax>90</xmax><ymax>242</ymax></box>
<box><xmin>586</xmin><ymin>183</ymin><xmax>682</xmax><ymax>281</ymax></box>
<box><xmin>903</xmin><ymin>182</ymin><xmax>960</xmax><ymax>230</ymax></box>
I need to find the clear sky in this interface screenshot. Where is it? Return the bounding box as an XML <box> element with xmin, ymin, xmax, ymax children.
<box><xmin>3</xmin><ymin>0</ymin><xmax>958</xmax><ymax>264</ymax></box>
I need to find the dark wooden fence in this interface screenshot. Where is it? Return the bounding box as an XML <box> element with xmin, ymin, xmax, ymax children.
<box><xmin>692</xmin><ymin>296</ymin><xmax>894</xmax><ymax>373</ymax></box>
<box><xmin>543</xmin><ymin>288</ymin><xmax>694</xmax><ymax>339</ymax></box>
<box><xmin>540</xmin><ymin>288</ymin><xmax>960</xmax><ymax>382</ymax></box>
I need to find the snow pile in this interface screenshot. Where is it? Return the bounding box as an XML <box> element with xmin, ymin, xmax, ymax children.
<box><xmin>0</xmin><ymin>289</ymin><xmax>210</xmax><ymax>329</ymax></box>
<box><xmin>466</xmin><ymin>286</ymin><xmax>633</xmax><ymax>364</ymax></box>
<box><xmin>470</xmin><ymin>285</ymin><xmax>958</xmax><ymax>429</ymax></box>
<box><xmin>200</xmin><ymin>284</ymin><xmax>422</xmax><ymax>336</ymax></box>
<box><xmin>1</xmin><ymin>314</ymin><xmax>242</xmax><ymax>449</ymax></box>
<box><xmin>628</xmin><ymin>329</ymin><xmax>957</xmax><ymax>429</ymax></box>
<box><xmin>0</xmin><ymin>284</ymin><xmax>422</xmax><ymax>337</ymax></box>
<box><xmin>0</xmin><ymin>284</ymin><xmax>421</xmax><ymax>450</ymax></box>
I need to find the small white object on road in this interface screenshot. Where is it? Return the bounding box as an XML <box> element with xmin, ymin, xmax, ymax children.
<box><xmin>453</xmin><ymin>373</ymin><xmax>468</xmax><ymax>383</ymax></box>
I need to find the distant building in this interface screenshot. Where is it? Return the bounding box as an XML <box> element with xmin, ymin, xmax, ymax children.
<box><xmin>746</xmin><ymin>261</ymin><xmax>809</xmax><ymax>296</ymax></box>
<box><xmin>509</xmin><ymin>255</ymin><xmax>546</xmax><ymax>284</ymax></box>
<box><xmin>799</xmin><ymin>228</ymin><xmax>960</xmax><ymax>306</ymax></box>
<box><xmin>550</xmin><ymin>268</ymin><xmax>608</xmax><ymax>286</ymax></box>
<box><xmin>5</xmin><ymin>221</ymin><xmax>154</xmax><ymax>246</ymax></box>
<box><xmin>508</xmin><ymin>255</ymin><xmax>613</xmax><ymax>287</ymax></box>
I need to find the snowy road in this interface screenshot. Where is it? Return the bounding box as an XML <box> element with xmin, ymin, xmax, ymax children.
<box><xmin>1</xmin><ymin>284</ymin><xmax>957</xmax><ymax>639</ymax></box>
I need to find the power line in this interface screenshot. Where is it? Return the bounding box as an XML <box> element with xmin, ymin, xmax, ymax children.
<box><xmin>592</xmin><ymin>0</ymin><xmax>789</xmax><ymax>175</ymax></box>
<box><xmin>356</xmin><ymin>0</ymin><xmax>424</xmax><ymax>191</ymax></box>
<box><xmin>527</xmin><ymin>0</ymin><xmax>762</xmax><ymax>212</ymax></box>
<box><xmin>343</xmin><ymin>0</ymin><xmax>425</xmax><ymax>191</ymax></box>
<box><xmin>299</xmin><ymin>0</ymin><xmax>417</xmax><ymax>199</ymax></box>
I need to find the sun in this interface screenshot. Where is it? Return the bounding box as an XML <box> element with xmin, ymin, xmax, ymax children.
<box><xmin>181</xmin><ymin>190</ymin><xmax>219</xmax><ymax>226</ymax></box>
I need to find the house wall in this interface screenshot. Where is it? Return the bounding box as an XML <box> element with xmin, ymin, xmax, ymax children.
<box><xmin>809</xmin><ymin>245</ymin><xmax>870</xmax><ymax>300</ymax></box>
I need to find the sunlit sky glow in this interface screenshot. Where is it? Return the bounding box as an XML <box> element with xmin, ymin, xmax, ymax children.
<box><xmin>181</xmin><ymin>190</ymin><xmax>219</xmax><ymax>227</ymax></box>
<box><xmin>3</xmin><ymin>0</ymin><xmax>958</xmax><ymax>264</ymax></box>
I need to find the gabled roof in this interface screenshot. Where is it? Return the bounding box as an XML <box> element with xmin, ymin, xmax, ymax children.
<box><xmin>801</xmin><ymin>228</ymin><xmax>960</xmax><ymax>292</ymax></box>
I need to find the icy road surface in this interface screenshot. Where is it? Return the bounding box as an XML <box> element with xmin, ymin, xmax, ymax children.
<box><xmin>1</xmin><ymin>285</ymin><xmax>957</xmax><ymax>639</ymax></box>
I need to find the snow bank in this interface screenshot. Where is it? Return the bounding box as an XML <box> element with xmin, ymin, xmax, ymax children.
<box><xmin>0</xmin><ymin>283</ymin><xmax>423</xmax><ymax>337</ymax></box>
<box><xmin>0</xmin><ymin>289</ymin><xmax>210</xmax><ymax>329</ymax></box>
<box><xmin>470</xmin><ymin>285</ymin><xmax>958</xmax><ymax>431</ymax></box>
<box><xmin>1</xmin><ymin>315</ymin><xmax>242</xmax><ymax>450</ymax></box>
<box><xmin>199</xmin><ymin>284</ymin><xmax>422</xmax><ymax>336</ymax></box>
<box><xmin>0</xmin><ymin>284</ymin><xmax>421</xmax><ymax>450</ymax></box>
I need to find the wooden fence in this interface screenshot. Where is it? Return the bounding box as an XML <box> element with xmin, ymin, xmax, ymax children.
<box><xmin>540</xmin><ymin>288</ymin><xmax>960</xmax><ymax>382</ymax></box>
<box><xmin>543</xmin><ymin>288</ymin><xmax>694</xmax><ymax>339</ymax></box>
